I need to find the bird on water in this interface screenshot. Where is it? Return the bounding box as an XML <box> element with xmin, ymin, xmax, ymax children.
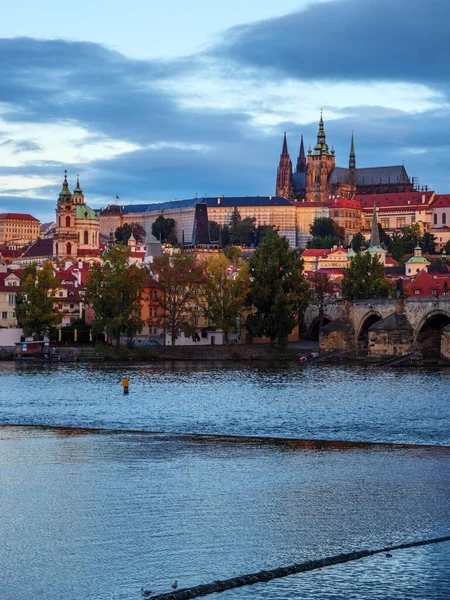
<box><xmin>140</xmin><ymin>588</ymin><xmax>152</xmax><ymax>597</ymax></box>
<box><xmin>171</xmin><ymin>580</ymin><xmax>178</xmax><ymax>590</ymax></box>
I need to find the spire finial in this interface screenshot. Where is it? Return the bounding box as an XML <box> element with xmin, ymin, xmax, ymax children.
<box><xmin>296</xmin><ymin>134</ymin><xmax>306</xmax><ymax>173</ymax></box>
<box><xmin>281</xmin><ymin>131</ymin><xmax>289</xmax><ymax>157</ymax></box>
<box><xmin>64</xmin><ymin>169</ymin><xmax>67</xmax><ymax>183</ymax></box>
<box><xmin>76</xmin><ymin>173</ymin><xmax>80</xmax><ymax>186</ymax></box>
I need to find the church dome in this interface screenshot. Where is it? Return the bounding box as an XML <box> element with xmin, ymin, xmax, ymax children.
<box><xmin>75</xmin><ymin>205</ymin><xmax>98</xmax><ymax>220</ymax></box>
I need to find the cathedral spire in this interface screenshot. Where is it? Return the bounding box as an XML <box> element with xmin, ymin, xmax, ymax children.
<box><xmin>314</xmin><ymin>110</ymin><xmax>329</xmax><ymax>155</ymax></box>
<box><xmin>276</xmin><ymin>132</ymin><xmax>294</xmax><ymax>199</ymax></box>
<box><xmin>349</xmin><ymin>132</ymin><xmax>356</xmax><ymax>171</ymax></box>
<box><xmin>58</xmin><ymin>169</ymin><xmax>72</xmax><ymax>204</ymax></box>
<box><xmin>281</xmin><ymin>131</ymin><xmax>289</xmax><ymax>157</ymax></box>
<box><xmin>370</xmin><ymin>202</ymin><xmax>381</xmax><ymax>248</ymax></box>
<box><xmin>296</xmin><ymin>135</ymin><xmax>306</xmax><ymax>173</ymax></box>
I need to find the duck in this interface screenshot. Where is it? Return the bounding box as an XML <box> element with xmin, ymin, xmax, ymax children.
<box><xmin>140</xmin><ymin>588</ymin><xmax>152</xmax><ymax>597</ymax></box>
<box><xmin>385</xmin><ymin>553</ymin><xmax>392</xmax><ymax>558</ymax></box>
<box><xmin>171</xmin><ymin>580</ymin><xmax>178</xmax><ymax>590</ymax></box>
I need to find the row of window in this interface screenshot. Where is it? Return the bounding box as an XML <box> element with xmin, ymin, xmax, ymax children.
<box><xmin>434</xmin><ymin>213</ymin><xmax>447</xmax><ymax>225</ymax></box>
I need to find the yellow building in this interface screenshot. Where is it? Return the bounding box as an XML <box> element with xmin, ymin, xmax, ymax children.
<box><xmin>0</xmin><ymin>213</ymin><xmax>40</xmax><ymax>245</ymax></box>
<box><xmin>0</xmin><ymin>269</ymin><xmax>21</xmax><ymax>328</ymax></box>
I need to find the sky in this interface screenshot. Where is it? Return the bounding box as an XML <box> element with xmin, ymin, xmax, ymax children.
<box><xmin>1</xmin><ymin>0</ymin><xmax>450</xmax><ymax>222</ymax></box>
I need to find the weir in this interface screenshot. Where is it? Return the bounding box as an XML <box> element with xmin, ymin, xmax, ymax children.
<box><xmin>148</xmin><ymin>535</ymin><xmax>450</xmax><ymax>600</ymax></box>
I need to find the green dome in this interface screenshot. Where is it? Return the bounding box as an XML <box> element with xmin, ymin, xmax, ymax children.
<box><xmin>76</xmin><ymin>204</ymin><xmax>98</xmax><ymax>220</ymax></box>
<box><xmin>406</xmin><ymin>255</ymin><xmax>429</xmax><ymax>264</ymax></box>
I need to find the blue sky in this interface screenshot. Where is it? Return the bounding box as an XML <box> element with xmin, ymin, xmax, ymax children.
<box><xmin>0</xmin><ymin>0</ymin><xmax>449</xmax><ymax>221</ymax></box>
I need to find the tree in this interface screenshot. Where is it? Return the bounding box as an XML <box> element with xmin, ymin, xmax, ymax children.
<box><xmin>255</xmin><ymin>225</ymin><xmax>278</xmax><ymax>246</ymax></box>
<box><xmin>308</xmin><ymin>271</ymin><xmax>335</xmax><ymax>335</ymax></box>
<box><xmin>229</xmin><ymin>207</ymin><xmax>242</xmax><ymax>244</ymax></box>
<box><xmin>209</xmin><ymin>221</ymin><xmax>221</xmax><ymax>243</ymax></box>
<box><xmin>238</xmin><ymin>217</ymin><xmax>257</xmax><ymax>246</ymax></box>
<box><xmin>84</xmin><ymin>245</ymin><xmax>147</xmax><ymax>346</ymax></box>
<box><xmin>115</xmin><ymin>222</ymin><xmax>146</xmax><ymax>244</ymax></box>
<box><xmin>378</xmin><ymin>223</ymin><xmax>391</xmax><ymax>249</ymax></box>
<box><xmin>402</xmin><ymin>223</ymin><xmax>422</xmax><ymax>254</ymax></box>
<box><xmin>341</xmin><ymin>252</ymin><xmax>391</xmax><ymax>300</ymax></box>
<box><xmin>151</xmin><ymin>215</ymin><xmax>176</xmax><ymax>243</ymax></box>
<box><xmin>202</xmin><ymin>255</ymin><xmax>250</xmax><ymax>344</ymax></box>
<box><xmin>308</xmin><ymin>217</ymin><xmax>344</xmax><ymax>248</ymax></box>
<box><xmin>16</xmin><ymin>261</ymin><xmax>62</xmax><ymax>340</ymax></box>
<box><xmin>389</xmin><ymin>232</ymin><xmax>406</xmax><ymax>262</ymax></box>
<box><xmin>351</xmin><ymin>232</ymin><xmax>365</xmax><ymax>252</ymax></box>
<box><xmin>222</xmin><ymin>246</ymin><xmax>242</xmax><ymax>263</ymax></box>
<box><xmin>421</xmin><ymin>232</ymin><xmax>437</xmax><ymax>255</ymax></box>
<box><xmin>246</xmin><ymin>235</ymin><xmax>310</xmax><ymax>347</ymax></box>
<box><xmin>151</xmin><ymin>250</ymin><xmax>204</xmax><ymax>346</ymax></box>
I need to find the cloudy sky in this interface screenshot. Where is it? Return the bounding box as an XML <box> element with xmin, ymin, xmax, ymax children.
<box><xmin>1</xmin><ymin>0</ymin><xmax>449</xmax><ymax>221</ymax></box>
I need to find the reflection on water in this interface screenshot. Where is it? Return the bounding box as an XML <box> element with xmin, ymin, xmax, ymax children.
<box><xmin>1</xmin><ymin>362</ymin><xmax>449</xmax><ymax>599</ymax></box>
<box><xmin>1</xmin><ymin>426</ymin><xmax>449</xmax><ymax>600</ymax></box>
<box><xmin>1</xmin><ymin>361</ymin><xmax>450</xmax><ymax>444</ymax></box>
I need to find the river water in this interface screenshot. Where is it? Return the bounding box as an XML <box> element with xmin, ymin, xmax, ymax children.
<box><xmin>1</xmin><ymin>361</ymin><xmax>449</xmax><ymax>599</ymax></box>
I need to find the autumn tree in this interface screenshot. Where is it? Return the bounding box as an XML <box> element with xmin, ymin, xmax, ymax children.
<box><xmin>341</xmin><ymin>252</ymin><xmax>391</xmax><ymax>300</ymax></box>
<box><xmin>151</xmin><ymin>250</ymin><xmax>204</xmax><ymax>345</ymax></box>
<box><xmin>152</xmin><ymin>215</ymin><xmax>176</xmax><ymax>244</ymax></box>
<box><xmin>15</xmin><ymin>261</ymin><xmax>62</xmax><ymax>340</ymax></box>
<box><xmin>308</xmin><ymin>270</ymin><xmax>335</xmax><ymax>335</ymax></box>
<box><xmin>202</xmin><ymin>255</ymin><xmax>250</xmax><ymax>343</ymax></box>
<box><xmin>84</xmin><ymin>245</ymin><xmax>147</xmax><ymax>346</ymax></box>
<box><xmin>115</xmin><ymin>222</ymin><xmax>146</xmax><ymax>244</ymax></box>
<box><xmin>222</xmin><ymin>246</ymin><xmax>242</xmax><ymax>263</ymax></box>
<box><xmin>246</xmin><ymin>235</ymin><xmax>310</xmax><ymax>347</ymax></box>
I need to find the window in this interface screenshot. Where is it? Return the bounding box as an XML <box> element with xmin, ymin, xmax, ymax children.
<box><xmin>434</xmin><ymin>213</ymin><xmax>438</xmax><ymax>225</ymax></box>
<box><xmin>66</xmin><ymin>242</ymin><xmax>72</xmax><ymax>254</ymax></box>
<box><xmin>8</xmin><ymin>294</ymin><xmax>15</xmax><ymax>305</ymax></box>
<box><xmin>443</xmin><ymin>213</ymin><xmax>447</xmax><ymax>225</ymax></box>
<box><xmin>396</xmin><ymin>218</ymin><xmax>405</xmax><ymax>228</ymax></box>
<box><xmin>1</xmin><ymin>311</ymin><xmax>7</xmax><ymax>319</ymax></box>
<box><xmin>432</xmin><ymin>289</ymin><xmax>437</xmax><ymax>295</ymax></box>
<box><xmin>58</xmin><ymin>304</ymin><xmax>62</xmax><ymax>309</ymax></box>
<box><xmin>65</xmin><ymin>216</ymin><xmax>71</xmax><ymax>228</ymax></box>
<box><xmin>59</xmin><ymin>292</ymin><xmax>63</xmax><ymax>297</ymax></box>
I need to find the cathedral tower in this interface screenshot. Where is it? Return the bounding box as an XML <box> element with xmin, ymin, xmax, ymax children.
<box><xmin>306</xmin><ymin>112</ymin><xmax>336</xmax><ymax>203</ymax></box>
<box><xmin>276</xmin><ymin>132</ymin><xmax>294</xmax><ymax>199</ymax></box>
<box><xmin>53</xmin><ymin>171</ymin><xmax>79</xmax><ymax>260</ymax></box>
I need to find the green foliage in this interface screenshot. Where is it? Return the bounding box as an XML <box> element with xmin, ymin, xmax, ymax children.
<box><xmin>115</xmin><ymin>222</ymin><xmax>146</xmax><ymax>244</ymax></box>
<box><xmin>378</xmin><ymin>223</ymin><xmax>391</xmax><ymax>249</ymax></box>
<box><xmin>229</xmin><ymin>208</ymin><xmax>256</xmax><ymax>246</ymax></box>
<box><xmin>202</xmin><ymin>254</ymin><xmax>250</xmax><ymax>343</ymax></box>
<box><xmin>421</xmin><ymin>232</ymin><xmax>437</xmax><ymax>255</ymax></box>
<box><xmin>401</xmin><ymin>223</ymin><xmax>422</xmax><ymax>254</ymax></box>
<box><xmin>389</xmin><ymin>232</ymin><xmax>406</xmax><ymax>262</ymax></box>
<box><xmin>84</xmin><ymin>245</ymin><xmax>147</xmax><ymax>346</ymax></box>
<box><xmin>246</xmin><ymin>235</ymin><xmax>310</xmax><ymax>347</ymax></box>
<box><xmin>341</xmin><ymin>252</ymin><xmax>391</xmax><ymax>300</ymax></box>
<box><xmin>255</xmin><ymin>225</ymin><xmax>278</xmax><ymax>246</ymax></box>
<box><xmin>151</xmin><ymin>215</ymin><xmax>176</xmax><ymax>243</ymax></box>
<box><xmin>308</xmin><ymin>217</ymin><xmax>345</xmax><ymax>248</ymax></box>
<box><xmin>15</xmin><ymin>261</ymin><xmax>62</xmax><ymax>340</ymax></box>
<box><xmin>151</xmin><ymin>249</ymin><xmax>204</xmax><ymax>346</ymax></box>
<box><xmin>307</xmin><ymin>235</ymin><xmax>341</xmax><ymax>249</ymax></box>
<box><xmin>351</xmin><ymin>232</ymin><xmax>365</xmax><ymax>252</ymax></box>
<box><xmin>222</xmin><ymin>246</ymin><xmax>242</xmax><ymax>263</ymax></box>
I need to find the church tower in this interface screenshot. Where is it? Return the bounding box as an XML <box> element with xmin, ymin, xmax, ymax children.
<box><xmin>306</xmin><ymin>112</ymin><xmax>336</xmax><ymax>203</ymax></box>
<box><xmin>53</xmin><ymin>171</ymin><xmax>79</xmax><ymax>261</ymax></box>
<box><xmin>276</xmin><ymin>132</ymin><xmax>294</xmax><ymax>199</ymax></box>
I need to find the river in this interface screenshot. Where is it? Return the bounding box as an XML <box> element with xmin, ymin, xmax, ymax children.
<box><xmin>1</xmin><ymin>361</ymin><xmax>449</xmax><ymax>599</ymax></box>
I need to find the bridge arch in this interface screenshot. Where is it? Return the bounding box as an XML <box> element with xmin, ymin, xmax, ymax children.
<box><xmin>307</xmin><ymin>314</ymin><xmax>332</xmax><ymax>340</ymax></box>
<box><xmin>356</xmin><ymin>311</ymin><xmax>383</xmax><ymax>352</ymax></box>
<box><xmin>414</xmin><ymin>309</ymin><xmax>450</xmax><ymax>359</ymax></box>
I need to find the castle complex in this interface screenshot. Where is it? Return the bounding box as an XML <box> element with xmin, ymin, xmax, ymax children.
<box><xmin>276</xmin><ymin>113</ymin><xmax>414</xmax><ymax>203</ymax></box>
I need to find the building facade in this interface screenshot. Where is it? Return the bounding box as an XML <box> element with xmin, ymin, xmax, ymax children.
<box><xmin>0</xmin><ymin>213</ymin><xmax>40</xmax><ymax>245</ymax></box>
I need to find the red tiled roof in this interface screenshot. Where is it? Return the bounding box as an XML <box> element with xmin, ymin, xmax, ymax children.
<box><xmin>403</xmin><ymin>269</ymin><xmax>450</xmax><ymax>297</ymax></box>
<box><xmin>302</xmin><ymin>249</ymin><xmax>332</xmax><ymax>257</ymax></box>
<box><xmin>431</xmin><ymin>194</ymin><xmax>450</xmax><ymax>208</ymax></box>
<box><xmin>385</xmin><ymin>257</ymin><xmax>399</xmax><ymax>266</ymax></box>
<box><xmin>355</xmin><ymin>191</ymin><xmax>435</xmax><ymax>209</ymax></box>
<box><xmin>20</xmin><ymin>238</ymin><xmax>53</xmax><ymax>258</ymax></box>
<box><xmin>0</xmin><ymin>212</ymin><xmax>39</xmax><ymax>222</ymax></box>
<box><xmin>326</xmin><ymin>246</ymin><xmax>347</xmax><ymax>255</ymax></box>
<box><xmin>327</xmin><ymin>198</ymin><xmax>361</xmax><ymax>209</ymax></box>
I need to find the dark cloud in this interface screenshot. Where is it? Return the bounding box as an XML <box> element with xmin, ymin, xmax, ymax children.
<box><xmin>0</xmin><ymin>139</ymin><xmax>41</xmax><ymax>153</ymax></box>
<box><xmin>217</xmin><ymin>0</ymin><xmax>450</xmax><ymax>85</ymax></box>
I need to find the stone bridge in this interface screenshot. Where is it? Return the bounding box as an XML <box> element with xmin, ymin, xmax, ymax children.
<box><xmin>304</xmin><ymin>297</ymin><xmax>450</xmax><ymax>359</ymax></box>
